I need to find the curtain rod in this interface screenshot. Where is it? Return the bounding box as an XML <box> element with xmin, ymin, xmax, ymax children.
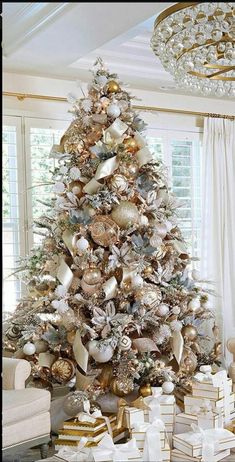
<box><xmin>3</xmin><ymin>91</ymin><xmax>235</xmax><ymax>120</ymax></box>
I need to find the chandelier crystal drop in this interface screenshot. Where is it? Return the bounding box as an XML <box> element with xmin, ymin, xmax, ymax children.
<box><xmin>151</xmin><ymin>2</ymin><xmax>235</xmax><ymax>97</ymax></box>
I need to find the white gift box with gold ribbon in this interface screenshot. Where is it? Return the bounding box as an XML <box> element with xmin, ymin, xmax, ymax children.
<box><xmin>192</xmin><ymin>378</ymin><xmax>232</xmax><ymax>400</ymax></box>
<box><xmin>175</xmin><ymin>411</ymin><xmax>223</xmax><ymax>433</ymax></box>
<box><xmin>171</xmin><ymin>447</ymin><xmax>231</xmax><ymax>462</ymax></box>
<box><xmin>173</xmin><ymin>426</ymin><xmax>235</xmax><ymax>459</ymax></box>
<box><xmin>91</xmin><ymin>434</ymin><xmax>142</xmax><ymax>462</ymax></box>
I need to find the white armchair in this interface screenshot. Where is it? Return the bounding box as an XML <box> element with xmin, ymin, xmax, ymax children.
<box><xmin>2</xmin><ymin>358</ymin><xmax>51</xmax><ymax>459</ymax></box>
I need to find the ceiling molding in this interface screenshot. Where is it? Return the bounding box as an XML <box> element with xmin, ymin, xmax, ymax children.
<box><xmin>3</xmin><ymin>3</ymin><xmax>74</xmax><ymax>56</ymax></box>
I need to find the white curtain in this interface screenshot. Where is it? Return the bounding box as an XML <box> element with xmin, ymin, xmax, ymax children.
<box><xmin>200</xmin><ymin>117</ymin><xmax>235</xmax><ymax>361</ymax></box>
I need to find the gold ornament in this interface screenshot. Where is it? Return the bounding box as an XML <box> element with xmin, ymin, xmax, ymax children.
<box><xmin>139</xmin><ymin>383</ymin><xmax>152</xmax><ymax>398</ymax></box>
<box><xmin>83</xmin><ymin>267</ymin><xmax>102</xmax><ymax>285</ymax></box>
<box><xmin>105</xmin><ymin>80</ymin><xmax>120</xmax><ymax>94</ymax></box>
<box><xmin>98</xmin><ymin>363</ymin><xmax>113</xmax><ymax>389</ymax></box>
<box><xmin>6</xmin><ymin>324</ymin><xmax>22</xmax><ymax>340</ymax></box>
<box><xmin>81</xmin><ymin>280</ymin><xmax>101</xmax><ymax>294</ymax></box>
<box><xmin>143</xmin><ymin>266</ymin><xmax>154</xmax><ymax>277</ymax></box>
<box><xmin>181</xmin><ymin>325</ymin><xmax>198</xmax><ymax>341</ymax></box>
<box><xmin>214</xmin><ymin>341</ymin><xmax>222</xmax><ymax>358</ymax></box>
<box><xmin>110</xmin><ymin>377</ymin><xmax>134</xmax><ymax>397</ymax></box>
<box><xmin>68</xmin><ymin>181</ymin><xmax>83</xmax><ymax>198</ymax></box>
<box><xmin>135</xmin><ymin>284</ymin><xmax>162</xmax><ymax>309</ymax></box>
<box><xmin>180</xmin><ymin>349</ymin><xmax>197</xmax><ymax>374</ymax></box>
<box><xmin>123</xmin><ymin>137</ymin><xmax>139</xmax><ymax>153</ymax></box>
<box><xmin>111</xmin><ymin>201</ymin><xmax>139</xmax><ymax>229</ymax></box>
<box><xmin>89</xmin><ymin>216</ymin><xmax>120</xmax><ymax>247</ymax></box>
<box><xmin>67</xmin><ymin>330</ymin><xmax>77</xmax><ymax>345</ymax></box>
<box><xmin>51</xmin><ymin>358</ymin><xmax>76</xmax><ymax>384</ymax></box>
<box><xmin>110</xmin><ymin>174</ymin><xmax>128</xmax><ymax>193</ymax></box>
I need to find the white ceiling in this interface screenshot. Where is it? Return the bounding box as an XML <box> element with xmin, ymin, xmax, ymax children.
<box><xmin>2</xmin><ymin>2</ymin><xmax>232</xmax><ymax>98</ymax></box>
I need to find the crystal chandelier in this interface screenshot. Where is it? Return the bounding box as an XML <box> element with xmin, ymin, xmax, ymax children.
<box><xmin>151</xmin><ymin>3</ymin><xmax>235</xmax><ymax>97</ymax></box>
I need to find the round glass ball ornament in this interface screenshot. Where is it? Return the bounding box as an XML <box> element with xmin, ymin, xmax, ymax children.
<box><xmin>23</xmin><ymin>342</ymin><xmax>36</xmax><ymax>356</ymax></box>
<box><xmin>111</xmin><ymin>201</ymin><xmax>139</xmax><ymax>229</ymax></box>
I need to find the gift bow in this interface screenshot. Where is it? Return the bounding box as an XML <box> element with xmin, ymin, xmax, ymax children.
<box><xmin>116</xmin><ymin>396</ymin><xmax>150</xmax><ymax>429</ymax></box>
<box><xmin>76</xmin><ymin>401</ymin><xmax>113</xmax><ymax>437</ymax></box>
<box><xmin>142</xmin><ymin>418</ymin><xmax>166</xmax><ymax>462</ymax></box>
<box><xmin>56</xmin><ymin>437</ymin><xmax>90</xmax><ymax>461</ymax></box>
<box><xmin>144</xmin><ymin>388</ymin><xmax>163</xmax><ymax>423</ymax></box>
<box><xmin>191</xmin><ymin>399</ymin><xmax>213</xmax><ymax>417</ymax></box>
<box><xmin>95</xmin><ymin>433</ymin><xmax>140</xmax><ymax>462</ymax></box>
<box><xmin>191</xmin><ymin>424</ymin><xmax>219</xmax><ymax>462</ymax></box>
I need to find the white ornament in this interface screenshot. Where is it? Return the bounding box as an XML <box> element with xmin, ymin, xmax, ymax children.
<box><xmin>165</xmin><ymin>220</ymin><xmax>173</xmax><ymax>232</ymax></box>
<box><xmin>200</xmin><ymin>365</ymin><xmax>212</xmax><ymax>374</ymax></box>
<box><xmin>162</xmin><ymin>381</ymin><xmax>174</xmax><ymax>394</ymax></box>
<box><xmin>188</xmin><ymin>297</ymin><xmax>201</xmax><ymax>311</ymax></box>
<box><xmin>76</xmin><ymin>236</ymin><xmax>89</xmax><ymax>252</ymax></box>
<box><xmin>88</xmin><ymin>340</ymin><xmax>114</xmax><ymax>363</ymax></box>
<box><xmin>23</xmin><ymin>342</ymin><xmax>36</xmax><ymax>356</ymax></box>
<box><xmin>52</xmin><ymin>299</ymin><xmax>69</xmax><ymax>314</ymax></box>
<box><xmin>131</xmin><ymin>275</ymin><xmax>144</xmax><ymax>289</ymax></box>
<box><xmin>69</xmin><ymin>167</ymin><xmax>81</xmax><ymax>180</ymax></box>
<box><xmin>107</xmin><ymin>103</ymin><xmax>121</xmax><ymax>119</ymax></box>
<box><xmin>172</xmin><ymin>306</ymin><xmax>181</xmax><ymax>315</ymax></box>
<box><xmin>140</xmin><ymin>215</ymin><xmax>149</xmax><ymax>226</ymax></box>
<box><xmin>96</xmin><ymin>75</ymin><xmax>108</xmax><ymax>87</ymax></box>
<box><xmin>119</xmin><ymin>335</ymin><xmax>132</xmax><ymax>351</ymax></box>
<box><xmin>53</xmin><ymin>182</ymin><xmax>65</xmax><ymax>194</ymax></box>
<box><xmin>158</xmin><ymin>304</ymin><xmax>169</xmax><ymax>316</ymax></box>
<box><xmin>59</xmin><ymin>165</ymin><xmax>68</xmax><ymax>174</ymax></box>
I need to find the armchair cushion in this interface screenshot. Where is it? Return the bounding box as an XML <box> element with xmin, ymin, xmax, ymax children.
<box><xmin>3</xmin><ymin>388</ymin><xmax>51</xmax><ymax>426</ymax></box>
<box><xmin>2</xmin><ymin>358</ymin><xmax>31</xmax><ymax>390</ymax></box>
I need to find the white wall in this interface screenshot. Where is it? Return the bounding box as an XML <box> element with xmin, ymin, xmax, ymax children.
<box><xmin>3</xmin><ymin>72</ymin><xmax>235</xmax><ymax>127</ymax></box>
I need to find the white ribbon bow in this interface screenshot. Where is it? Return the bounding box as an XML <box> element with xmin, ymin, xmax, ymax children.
<box><xmin>95</xmin><ymin>434</ymin><xmax>140</xmax><ymax>462</ymax></box>
<box><xmin>191</xmin><ymin>424</ymin><xmax>219</xmax><ymax>462</ymax></box>
<box><xmin>76</xmin><ymin>400</ymin><xmax>113</xmax><ymax>437</ymax></box>
<box><xmin>56</xmin><ymin>437</ymin><xmax>90</xmax><ymax>461</ymax></box>
<box><xmin>142</xmin><ymin>418</ymin><xmax>166</xmax><ymax>462</ymax></box>
<box><xmin>144</xmin><ymin>388</ymin><xmax>162</xmax><ymax>422</ymax></box>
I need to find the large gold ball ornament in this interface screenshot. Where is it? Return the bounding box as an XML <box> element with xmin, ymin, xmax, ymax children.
<box><xmin>123</xmin><ymin>137</ymin><xmax>139</xmax><ymax>153</ymax></box>
<box><xmin>110</xmin><ymin>377</ymin><xmax>134</xmax><ymax>397</ymax></box>
<box><xmin>51</xmin><ymin>358</ymin><xmax>76</xmax><ymax>384</ymax></box>
<box><xmin>68</xmin><ymin>181</ymin><xmax>83</xmax><ymax>198</ymax></box>
<box><xmin>105</xmin><ymin>80</ymin><xmax>120</xmax><ymax>94</ymax></box>
<box><xmin>98</xmin><ymin>363</ymin><xmax>113</xmax><ymax>389</ymax></box>
<box><xmin>81</xmin><ymin>280</ymin><xmax>101</xmax><ymax>295</ymax></box>
<box><xmin>181</xmin><ymin>325</ymin><xmax>198</xmax><ymax>341</ymax></box>
<box><xmin>139</xmin><ymin>383</ymin><xmax>152</xmax><ymax>398</ymax></box>
<box><xmin>111</xmin><ymin>201</ymin><xmax>139</xmax><ymax>229</ymax></box>
<box><xmin>83</xmin><ymin>267</ymin><xmax>102</xmax><ymax>285</ymax></box>
<box><xmin>89</xmin><ymin>216</ymin><xmax>120</xmax><ymax>247</ymax></box>
<box><xmin>110</xmin><ymin>174</ymin><xmax>128</xmax><ymax>193</ymax></box>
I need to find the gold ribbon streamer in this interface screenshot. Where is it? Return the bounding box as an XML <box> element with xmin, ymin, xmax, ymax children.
<box><xmin>116</xmin><ymin>397</ymin><xmax>150</xmax><ymax>429</ymax></box>
<box><xmin>57</xmin><ymin>259</ymin><xmax>73</xmax><ymax>289</ymax></box>
<box><xmin>172</xmin><ymin>330</ymin><xmax>184</xmax><ymax>364</ymax></box>
<box><xmin>102</xmin><ymin>276</ymin><xmax>118</xmax><ymax>300</ymax></box>
<box><xmin>73</xmin><ymin>330</ymin><xmax>89</xmax><ymax>374</ymax></box>
<box><xmin>83</xmin><ymin>178</ymin><xmax>102</xmax><ymax>194</ymax></box>
<box><xmin>95</xmin><ymin>156</ymin><xmax>119</xmax><ymax>181</ymax></box>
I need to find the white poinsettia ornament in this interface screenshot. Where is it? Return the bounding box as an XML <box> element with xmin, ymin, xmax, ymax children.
<box><xmin>81</xmin><ymin>98</ymin><xmax>93</xmax><ymax>112</ymax></box>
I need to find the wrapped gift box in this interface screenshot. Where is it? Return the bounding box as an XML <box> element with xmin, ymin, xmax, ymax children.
<box><xmin>192</xmin><ymin>378</ymin><xmax>232</xmax><ymax>400</ymax></box>
<box><xmin>124</xmin><ymin>407</ymin><xmax>144</xmax><ymax>429</ymax></box>
<box><xmin>130</xmin><ymin>421</ymin><xmax>166</xmax><ymax>450</ymax></box>
<box><xmin>173</xmin><ymin>428</ymin><xmax>235</xmax><ymax>458</ymax></box>
<box><xmin>171</xmin><ymin>447</ymin><xmax>230</xmax><ymax>462</ymax></box>
<box><xmin>55</xmin><ymin>426</ymin><xmax>128</xmax><ymax>450</ymax></box>
<box><xmin>184</xmin><ymin>394</ymin><xmax>235</xmax><ymax>418</ymax></box>
<box><xmin>91</xmin><ymin>434</ymin><xmax>141</xmax><ymax>462</ymax></box>
<box><xmin>175</xmin><ymin>412</ymin><xmax>222</xmax><ymax>433</ymax></box>
<box><xmin>143</xmin><ymin>392</ymin><xmax>175</xmax><ymax>425</ymax></box>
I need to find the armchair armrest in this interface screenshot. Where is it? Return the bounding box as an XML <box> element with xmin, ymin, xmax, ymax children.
<box><xmin>2</xmin><ymin>358</ymin><xmax>31</xmax><ymax>390</ymax></box>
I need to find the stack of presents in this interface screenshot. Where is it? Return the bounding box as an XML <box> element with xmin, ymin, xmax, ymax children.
<box><xmin>54</xmin><ymin>366</ymin><xmax>235</xmax><ymax>461</ymax></box>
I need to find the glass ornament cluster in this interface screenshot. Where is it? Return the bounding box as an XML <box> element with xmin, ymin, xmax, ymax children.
<box><xmin>151</xmin><ymin>2</ymin><xmax>235</xmax><ymax>97</ymax></box>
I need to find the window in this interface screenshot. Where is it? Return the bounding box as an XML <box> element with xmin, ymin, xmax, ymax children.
<box><xmin>146</xmin><ymin>128</ymin><xmax>202</xmax><ymax>264</ymax></box>
<box><xmin>2</xmin><ymin>117</ymin><xmax>68</xmax><ymax>314</ymax></box>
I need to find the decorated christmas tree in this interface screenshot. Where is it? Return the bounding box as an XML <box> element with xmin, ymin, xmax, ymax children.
<box><xmin>4</xmin><ymin>59</ymin><xmax>221</xmax><ymax>406</ymax></box>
